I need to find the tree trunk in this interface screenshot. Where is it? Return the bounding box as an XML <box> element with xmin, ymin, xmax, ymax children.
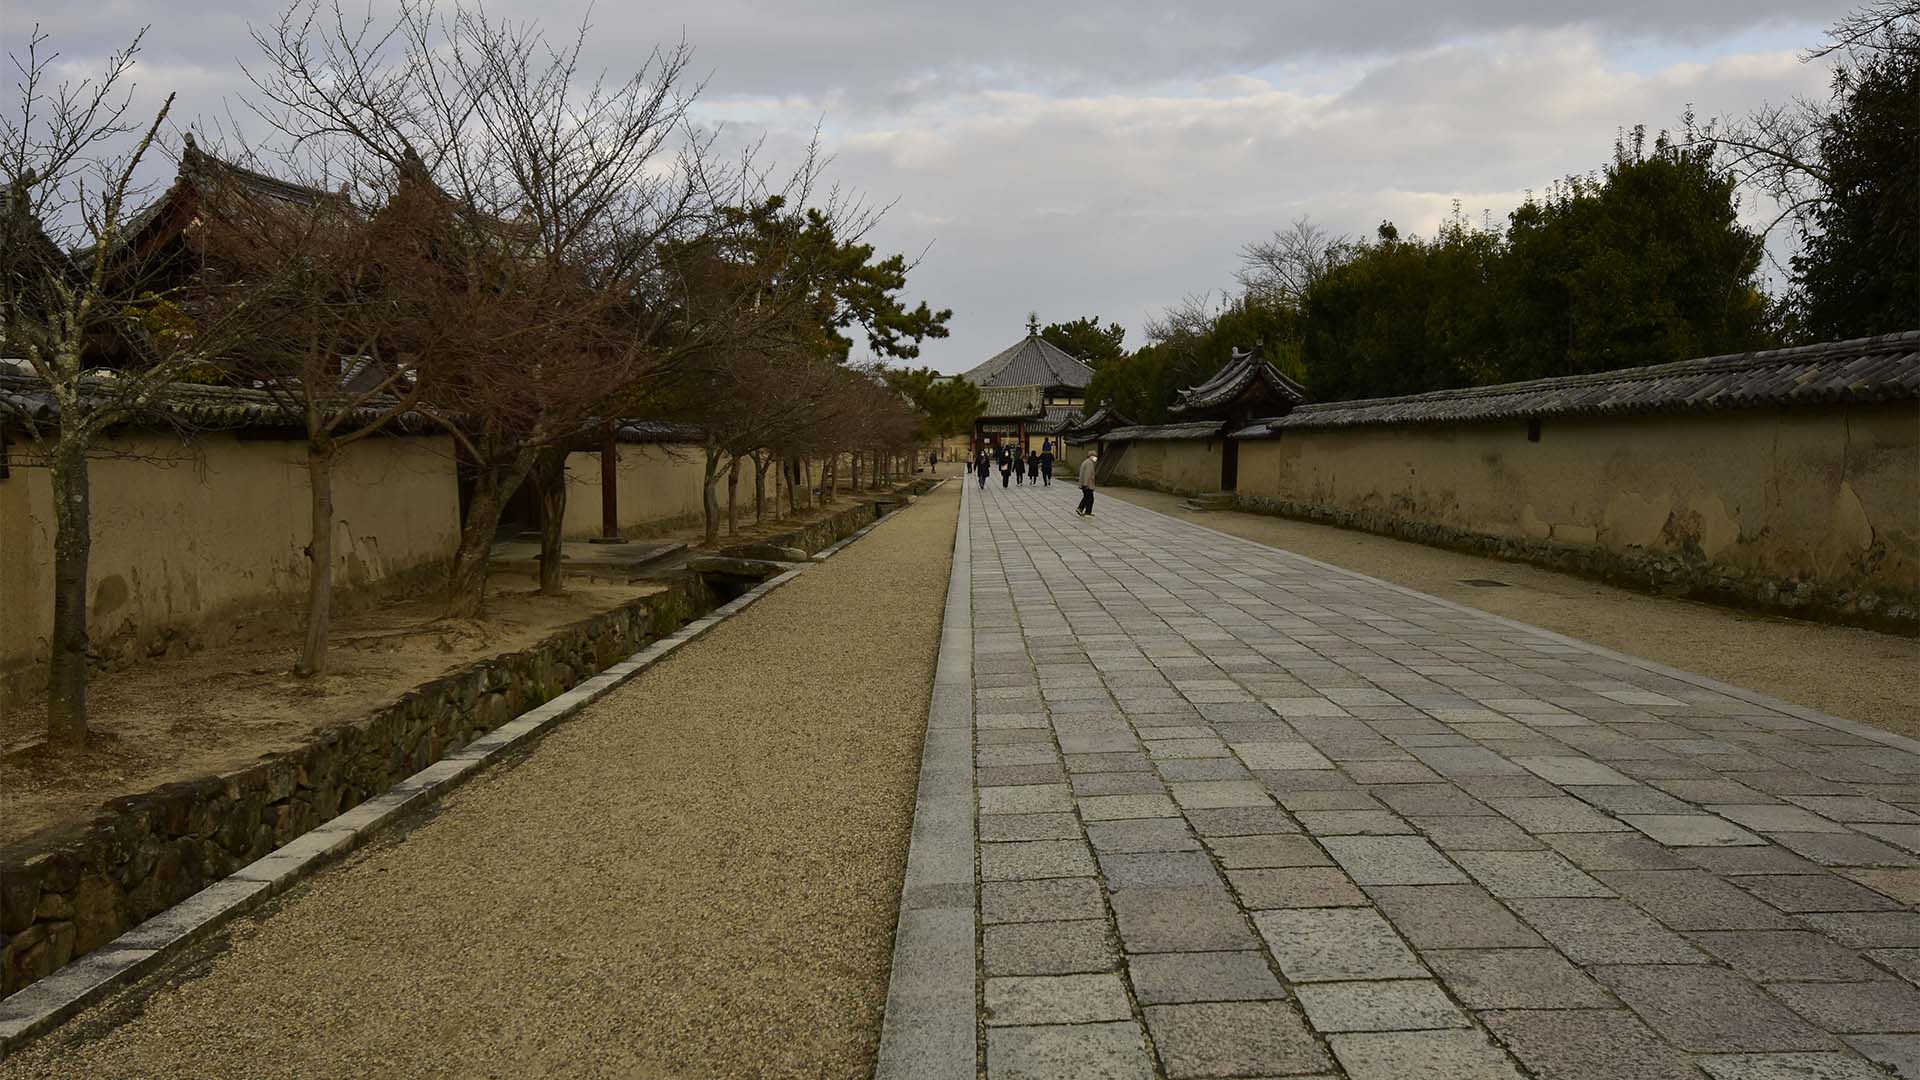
<box><xmin>295</xmin><ymin>440</ymin><xmax>336</xmax><ymax>678</ymax></box>
<box><xmin>702</xmin><ymin>446</ymin><xmax>722</xmax><ymax>546</ymax></box>
<box><xmin>46</xmin><ymin>437</ymin><xmax>92</xmax><ymax>745</ymax></box>
<box><xmin>726</xmin><ymin>457</ymin><xmax>740</xmax><ymax>536</ymax></box>
<box><xmin>803</xmin><ymin>458</ymin><xmax>815</xmax><ymax>508</ymax></box>
<box><xmin>850</xmin><ymin>451</ymin><xmax>861</xmax><ymax>494</ymax></box>
<box><xmin>787</xmin><ymin>458</ymin><xmax>801</xmax><ymax>513</ymax></box>
<box><xmin>753</xmin><ymin>453</ymin><xmax>767</xmax><ymax>524</ymax></box>
<box><xmin>447</xmin><ymin>453</ymin><xmax>532</xmax><ymax>618</ymax></box>
<box><xmin>533</xmin><ymin>446</ymin><xmax>569</xmax><ymax>596</ymax></box>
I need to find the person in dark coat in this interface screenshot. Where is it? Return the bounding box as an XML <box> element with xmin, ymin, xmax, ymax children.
<box><xmin>1040</xmin><ymin>446</ymin><xmax>1055</xmax><ymax>486</ymax></box>
<box><xmin>1026</xmin><ymin>450</ymin><xmax>1040</xmax><ymax>485</ymax></box>
<box><xmin>975</xmin><ymin>450</ymin><xmax>990</xmax><ymax>489</ymax></box>
<box><xmin>1014</xmin><ymin>444</ymin><xmax>1024</xmax><ymax>485</ymax></box>
<box><xmin>999</xmin><ymin>452</ymin><xmax>1012</xmax><ymax>487</ymax></box>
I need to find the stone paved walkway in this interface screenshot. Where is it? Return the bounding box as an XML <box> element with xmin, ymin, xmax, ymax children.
<box><xmin>959</xmin><ymin>481</ymin><xmax>1920</xmax><ymax>1080</ymax></box>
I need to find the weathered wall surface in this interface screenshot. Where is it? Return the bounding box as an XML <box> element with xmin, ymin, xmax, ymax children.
<box><xmin>1</xmin><ymin>433</ymin><xmax>460</xmax><ymax>697</ymax></box>
<box><xmin>1106</xmin><ymin>440</ymin><xmax>1224</xmax><ymax>496</ymax></box>
<box><xmin>560</xmin><ymin>443</ymin><xmax>707</xmax><ymax>538</ymax></box>
<box><xmin>1228</xmin><ymin>403</ymin><xmax>1919</xmax><ymax>628</ymax></box>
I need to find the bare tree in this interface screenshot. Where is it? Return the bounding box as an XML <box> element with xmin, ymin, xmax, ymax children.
<box><xmin>247</xmin><ymin>1</ymin><xmax>723</xmax><ymax>617</ymax></box>
<box><xmin>194</xmin><ymin>143</ymin><xmax>436</xmax><ymax>676</ymax></box>
<box><xmin>0</xmin><ymin>30</ymin><xmax>276</xmax><ymax>743</ymax></box>
<box><xmin>1235</xmin><ymin>216</ymin><xmax>1354</xmax><ymax>310</ymax></box>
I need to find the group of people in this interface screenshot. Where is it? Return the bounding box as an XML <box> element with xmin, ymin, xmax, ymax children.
<box><xmin>972</xmin><ymin>440</ymin><xmax>1099</xmax><ymax>516</ymax></box>
<box><xmin>975</xmin><ymin>443</ymin><xmax>1053</xmax><ymax>489</ymax></box>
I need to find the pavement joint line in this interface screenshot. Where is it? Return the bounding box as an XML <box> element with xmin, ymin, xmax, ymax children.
<box><xmin>0</xmin><ymin>489</ymin><xmax>934</xmax><ymax>1062</ymax></box>
<box><xmin>1151</xmin><ymin>498</ymin><xmax>1920</xmax><ymax>758</ymax></box>
<box><xmin>874</xmin><ymin>479</ymin><xmax>975</xmax><ymax>1080</ymax></box>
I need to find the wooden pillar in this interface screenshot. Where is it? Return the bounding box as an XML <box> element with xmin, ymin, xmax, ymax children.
<box><xmin>597</xmin><ymin>429</ymin><xmax>619</xmax><ymax>541</ymax></box>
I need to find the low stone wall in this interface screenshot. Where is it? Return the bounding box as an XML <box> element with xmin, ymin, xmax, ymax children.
<box><xmin>0</xmin><ymin>483</ymin><xmax>913</xmax><ymax>1000</ymax></box>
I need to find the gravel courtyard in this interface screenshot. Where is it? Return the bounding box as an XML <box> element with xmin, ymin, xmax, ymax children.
<box><xmin>0</xmin><ymin>484</ymin><xmax>959</xmax><ymax>1079</ymax></box>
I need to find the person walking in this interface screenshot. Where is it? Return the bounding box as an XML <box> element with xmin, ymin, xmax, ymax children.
<box><xmin>1076</xmin><ymin>451</ymin><xmax>1099</xmax><ymax>516</ymax></box>
<box><xmin>1040</xmin><ymin>445</ymin><xmax>1054</xmax><ymax>486</ymax></box>
<box><xmin>1026</xmin><ymin>450</ymin><xmax>1040</xmax><ymax>486</ymax></box>
<box><xmin>1014</xmin><ymin>445</ymin><xmax>1024</xmax><ymax>485</ymax></box>
<box><xmin>975</xmin><ymin>450</ymin><xmax>990</xmax><ymax>489</ymax></box>
<box><xmin>999</xmin><ymin>452</ymin><xmax>1013</xmax><ymax>488</ymax></box>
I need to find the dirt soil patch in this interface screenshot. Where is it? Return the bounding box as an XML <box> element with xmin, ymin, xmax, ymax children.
<box><xmin>1106</xmin><ymin>486</ymin><xmax>1920</xmax><ymax>740</ymax></box>
<box><xmin>0</xmin><ymin>581</ymin><xmax>666</xmax><ymax>846</ymax></box>
<box><xmin>0</xmin><ymin>482</ymin><xmax>959</xmax><ymax>1079</ymax></box>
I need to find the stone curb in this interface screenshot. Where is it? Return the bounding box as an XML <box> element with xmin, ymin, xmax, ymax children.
<box><xmin>874</xmin><ymin>480</ymin><xmax>975</xmax><ymax>1080</ymax></box>
<box><xmin>0</xmin><ymin>493</ymin><xmax>931</xmax><ymax>1061</ymax></box>
<box><xmin>1168</xmin><ymin>504</ymin><xmax>1920</xmax><ymax>757</ymax></box>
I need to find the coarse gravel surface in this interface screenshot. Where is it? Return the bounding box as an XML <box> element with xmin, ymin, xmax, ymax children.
<box><xmin>1104</xmin><ymin>486</ymin><xmax>1920</xmax><ymax>739</ymax></box>
<box><xmin>0</xmin><ymin>484</ymin><xmax>960</xmax><ymax>1080</ymax></box>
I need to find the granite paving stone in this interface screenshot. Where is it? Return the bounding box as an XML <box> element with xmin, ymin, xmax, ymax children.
<box><xmin>1845</xmin><ymin>1033</ymin><xmax>1920</xmax><ymax>1077</ymax></box>
<box><xmin>982</xmin><ymin>878</ymin><xmax>1109</xmax><ymax>924</ymax></box>
<box><xmin>1227</xmin><ymin>867</ymin><xmax>1369</xmax><ymax>909</ymax></box>
<box><xmin>1482</xmin><ymin>1009</ymin><xmax>1706</xmax><ymax>1080</ymax></box>
<box><xmin>1110</xmin><ymin>887</ymin><xmax>1257</xmax><ymax>953</ymax></box>
<box><xmin>1738</xmin><ymin>873</ymin><xmax>1906</xmax><ymax>913</ymax></box>
<box><xmin>986</xmin><ymin>1022</ymin><xmax>1154</xmax><ymax>1079</ymax></box>
<box><xmin>1508</xmin><ymin>898</ymin><xmax>1708</xmax><ymax>964</ymax></box>
<box><xmin>983</xmin><ymin>920</ymin><xmax>1120</xmax><ymax>976</ymax></box>
<box><xmin>1622</xmin><ymin>813</ymin><xmax>1769</xmax><ymax>847</ymax></box>
<box><xmin>1593</xmin><ymin>964</ymin><xmax>1837</xmax><ymax>1052</ymax></box>
<box><xmin>1204</xmin><ymin>833</ymin><xmax>1330</xmax><ymax>868</ymax></box>
<box><xmin>980</xmin><ymin>840</ymin><xmax>1099</xmax><ymax>880</ymax></box>
<box><xmin>1142</xmin><ymin>1001</ymin><xmax>1330</xmax><ymax>1078</ymax></box>
<box><xmin>1696</xmin><ymin>1053</ymin><xmax>1900</xmax><ymax>1080</ymax></box>
<box><xmin>1426</xmin><ymin>947</ymin><xmax>1617</xmax><ymax>1008</ymax></box>
<box><xmin>1125</xmin><ymin>951</ymin><xmax>1287</xmax><ymax>1005</ymax></box>
<box><xmin>1453</xmin><ymin>850</ymin><xmax>1614</xmax><ymax>897</ymax></box>
<box><xmin>1293</xmin><ymin>979</ymin><xmax>1468</xmax><ymax>1032</ymax></box>
<box><xmin>1322</xmin><ymin>835</ymin><xmax>1469</xmax><ymax>886</ymax></box>
<box><xmin>1768</xmin><ymin>980</ymin><xmax>1920</xmax><ymax>1033</ymax></box>
<box><xmin>951</xmin><ymin>484</ymin><xmax>1920</xmax><ymax>1079</ymax></box>
<box><xmin>1085</xmin><ymin>818</ymin><xmax>1201</xmax><ymax>853</ymax></box>
<box><xmin>1253</xmin><ymin>907</ymin><xmax>1427</xmax><ymax>981</ymax></box>
<box><xmin>1689</xmin><ymin>930</ymin><xmax>1890</xmax><ymax>982</ymax></box>
<box><xmin>1368</xmin><ymin>884</ymin><xmax>1546</xmax><ymax>948</ymax></box>
<box><xmin>1328</xmin><ymin>1030</ymin><xmax>1525</xmax><ymax>1080</ymax></box>
<box><xmin>984</xmin><ymin>974</ymin><xmax>1134</xmax><ymax>1026</ymax></box>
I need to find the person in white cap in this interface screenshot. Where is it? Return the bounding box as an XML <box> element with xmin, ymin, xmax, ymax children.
<box><xmin>1076</xmin><ymin>452</ymin><xmax>1098</xmax><ymax>516</ymax></box>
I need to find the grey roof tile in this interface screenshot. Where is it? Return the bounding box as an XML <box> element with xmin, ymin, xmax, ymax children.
<box><xmin>963</xmin><ymin>334</ymin><xmax>1096</xmax><ymax>391</ymax></box>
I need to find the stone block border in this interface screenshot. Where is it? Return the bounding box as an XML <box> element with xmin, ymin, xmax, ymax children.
<box><xmin>0</xmin><ymin>483</ymin><xmax>943</xmax><ymax>1060</ymax></box>
<box><xmin>873</xmin><ymin>485</ymin><xmax>975</xmax><ymax>1080</ymax></box>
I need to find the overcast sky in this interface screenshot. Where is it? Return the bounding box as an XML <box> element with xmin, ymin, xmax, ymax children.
<box><xmin>12</xmin><ymin>1</ymin><xmax>1849</xmax><ymax>373</ymax></box>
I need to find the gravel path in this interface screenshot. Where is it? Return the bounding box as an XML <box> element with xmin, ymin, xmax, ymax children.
<box><xmin>1</xmin><ymin>485</ymin><xmax>959</xmax><ymax>1080</ymax></box>
<box><xmin>1105</xmin><ymin>487</ymin><xmax>1920</xmax><ymax>739</ymax></box>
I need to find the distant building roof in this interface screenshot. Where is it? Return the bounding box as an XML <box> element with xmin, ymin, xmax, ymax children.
<box><xmin>0</xmin><ymin>369</ymin><xmax>427</xmax><ymax>433</ymax></box>
<box><xmin>1096</xmin><ymin>420</ymin><xmax>1227</xmax><ymax>443</ymax></box>
<box><xmin>1030</xmin><ymin>405</ymin><xmax>1082</xmax><ymax>434</ymax></box>
<box><xmin>978</xmin><ymin>384</ymin><xmax>1046</xmax><ymax>420</ymax></box>
<box><xmin>961</xmin><ymin>329</ymin><xmax>1096</xmax><ymax>391</ymax></box>
<box><xmin>1172</xmin><ymin>345</ymin><xmax>1308</xmax><ymax>415</ymax></box>
<box><xmin>1259</xmin><ymin>332</ymin><xmax>1920</xmax><ymax>433</ymax></box>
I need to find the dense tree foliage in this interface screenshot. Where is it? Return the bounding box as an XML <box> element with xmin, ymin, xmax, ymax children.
<box><xmin>1793</xmin><ymin>35</ymin><xmax>1919</xmax><ymax>339</ymax></box>
<box><xmin>882</xmin><ymin>366</ymin><xmax>983</xmax><ymax>440</ymax></box>
<box><xmin>1039</xmin><ymin>315</ymin><xmax>1127</xmax><ymax>367</ymax></box>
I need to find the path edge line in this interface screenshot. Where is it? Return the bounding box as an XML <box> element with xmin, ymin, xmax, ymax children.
<box><xmin>0</xmin><ymin>489</ymin><xmax>938</xmax><ymax>1061</ymax></box>
<box><xmin>1158</xmin><ymin>501</ymin><xmax>1920</xmax><ymax>756</ymax></box>
<box><xmin>874</xmin><ymin>481</ymin><xmax>976</xmax><ymax>1079</ymax></box>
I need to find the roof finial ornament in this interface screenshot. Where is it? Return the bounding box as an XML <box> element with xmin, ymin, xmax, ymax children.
<box><xmin>1027</xmin><ymin>311</ymin><xmax>1039</xmax><ymax>336</ymax></box>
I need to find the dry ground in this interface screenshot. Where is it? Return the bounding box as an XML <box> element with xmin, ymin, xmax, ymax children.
<box><xmin>1105</xmin><ymin>486</ymin><xmax>1920</xmax><ymax>738</ymax></box>
<box><xmin>0</xmin><ymin>482</ymin><xmax>958</xmax><ymax>1079</ymax></box>
<box><xmin>0</xmin><ymin>493</ymin><xmax>896</xmax><ymax>846</ymax></box>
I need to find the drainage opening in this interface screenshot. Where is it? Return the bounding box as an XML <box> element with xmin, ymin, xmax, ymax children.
<box><xmin>1460</xmin><ymin>579</ymin><xmax>1511</xmax><ymax>588</ymax></box>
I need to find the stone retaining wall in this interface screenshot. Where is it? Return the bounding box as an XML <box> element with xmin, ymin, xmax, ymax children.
<box><xmin>0</xmin><ymin>486</ymin><xmax>912</xmax><ymax>999</ymax></box>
